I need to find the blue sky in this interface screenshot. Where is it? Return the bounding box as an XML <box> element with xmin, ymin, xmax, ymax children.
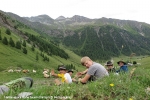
<box><xmin>0</xmin><ymin>0</ymin><xmax>150</xmax><ymax>24</ymax></box>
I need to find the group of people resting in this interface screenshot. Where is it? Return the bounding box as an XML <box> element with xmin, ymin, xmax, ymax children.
<box><xmin>0</xmin><ymin>56</ymin><xmax>128</xmax><ymax>95</ymax></box>
<box><xmin>51</xmin><ymin>56</ymin><xmax>128</xmax><ymax>85</ymax></box>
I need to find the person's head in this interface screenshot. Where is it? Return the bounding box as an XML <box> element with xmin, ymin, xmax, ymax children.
<box><xmin>58</xmin><ymin>66</ymin><xmax>67</xmax><ymax>74</ymax></box>
<box><xmin>105</xmin><ymin>61</ymin><xmax>113</xmax><ymax>69</ymax></box>
<box><xmin>68</xmin><ymin>69</ymin><xmax>73</xmax><ymax>76</ymax></box>
<box><xmin>117</xmin><ymin>61</ymin><xmax>126</xmax><ymax>66</ymax></box>
<box><xmin>81</xmin><ymin>56</ymin><xmax>93</xmax><ymax>68</ymax></box>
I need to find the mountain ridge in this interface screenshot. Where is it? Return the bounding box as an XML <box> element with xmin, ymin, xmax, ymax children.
<box><xmin>5</xmin><ymin>11</ymin><xmax>150</xmax><ymax>38</ymax></box>
<box><xmin>1</xmin><ymin>10</ymin><xmax>150</xmax><ymax>60</ymax></box>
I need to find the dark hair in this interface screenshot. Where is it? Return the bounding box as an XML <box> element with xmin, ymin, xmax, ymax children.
<box><xmin>68</xmin><ymin>69</ymin><xmax>73</xmax><ymax>73</ymax></box>
<box><xmin>117</xmin><ymin>61</ymin><xmax>126</xmax><ymax>65</ymax></box>
<box><xmin>58</xmin><ymin>66</ymin><xmax>66</xmax><ymax>71</ymax></box>
<box><xmin>105</xmin><ymin>61</ymin><xmax>113</xmax><ymax>66</ymax></box>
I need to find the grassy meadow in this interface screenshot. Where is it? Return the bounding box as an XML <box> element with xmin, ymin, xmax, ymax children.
<box><xmin>0</xmin><ymin>55</ymin><xmax>150</xmax><ymax>100</ymax></box>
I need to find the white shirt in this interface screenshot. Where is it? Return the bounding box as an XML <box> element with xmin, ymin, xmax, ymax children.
<box><xmin>64</xmin><ymin>73</ymin><xmax>72</xmax><ymax>83</ymax></box>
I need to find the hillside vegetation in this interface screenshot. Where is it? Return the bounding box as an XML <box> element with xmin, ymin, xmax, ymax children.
<box><xmin>63</xmin><ymin>25</ymin><xmax>150</xmax><ymax>60</ymax></box>
<box><xmin>0</xmin><ymin>11</ymin><xmax>83</xmax><ymax>73</ymax></box>
<box><xmin>4</xmin><ymin>11</ymin><xmax>150</xmax><ymax>61</ymax></box>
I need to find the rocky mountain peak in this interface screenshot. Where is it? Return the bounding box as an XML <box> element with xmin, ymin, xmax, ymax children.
<box><xmin>71</xmin><ymin>15</ymin><xmax>92</xmax><ymax>22</ymax></box>
<box><xmin>55</xmin><ymin>16</ymin><xmax>66</xmax><ymax>20</ymax></box>
<box><xmin>24</xmin><ymin>14</ymin><xmax>54</xmax><ymax>25</ymax></box>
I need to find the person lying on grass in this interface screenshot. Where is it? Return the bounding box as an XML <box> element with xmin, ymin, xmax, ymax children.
<box><xmin>51</xmin><ymin>66</ymin><xmax>72</xmax><ymax>85</ymax></box>
<box><xmin>74</xmin><ymin>56</ymin><xmax>109</xmax><ymax>84</ymax></box>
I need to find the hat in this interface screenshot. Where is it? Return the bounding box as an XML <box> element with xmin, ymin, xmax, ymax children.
<box><xmin>58</xmin><ymin>66</ymin><xmax>66</xmax><ymax>71</ymax></box>
<box><xmin>105</xmin><ymin>61</ymin><xmax>113</xmax><ymax>66</ymax></box>
<box><xmin>117</xmin><ymin>60</ymin><xmax>126</xmax><ymax>65</ymax></box>
<box><xmin>68</xmin><ymin>69</ymin><xmax>74</xmax><ymax>73</ymax></box>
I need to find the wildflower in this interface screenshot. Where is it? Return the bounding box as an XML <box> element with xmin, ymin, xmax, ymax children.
<box><xmin>129</xmin><ymin>98</ymin><xmax>133</xmax><ymax>100</ymax></box>
<box><xmin>109</xmin><ymin>83</ymin><xmax>114</xmax><ymax>87</ymax></box>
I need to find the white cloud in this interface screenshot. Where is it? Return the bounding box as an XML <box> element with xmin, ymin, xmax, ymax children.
<box><xmin>0</xmin><ymin>0</ymin><xmax>150</xmax><ymax>24</ymax></box>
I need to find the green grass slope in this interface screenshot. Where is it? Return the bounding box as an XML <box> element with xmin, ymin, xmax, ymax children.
<box><xmin>0</xmin><ymin>25</ymin><xmax>83</xmax><ymax>80</ymax></box>
<box><xmin>0</xmin><ymin>56</ymin><xmax>150</xmax><ymax>100</ymax></box>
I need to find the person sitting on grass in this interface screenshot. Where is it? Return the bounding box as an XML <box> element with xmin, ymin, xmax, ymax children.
<box><xmin>51</xmin><ymin>66</ymin><xmax>72</xmax><ymax>85</ymax></box>
<box><xmin>67</xmin><ymin>69</ymin><xmax>79</xmax><ymax>82</ymax></box>
<box><xmin>76</xmin><ymin>56</ymin><xmax>109</xmax><ymax>84</ymax></box>
<box><xmin>67</xmin><ymin>69</ymin><xmax>74</xmax><ymax>76</ymax></box>
<box><xmin>105</xmin><ymin>61</ymin><xmax>116</xmax><ymax>73</ymax></box>
<box><xmin>116</xmin><ymin>60</ymin><xmax>128</xmax><ymax>73</ymax></box>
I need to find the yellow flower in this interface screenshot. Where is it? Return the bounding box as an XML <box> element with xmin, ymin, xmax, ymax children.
<box><xmin>109</xmin><ymin>83</ymin><xmax>114</xmax><ymax>87</ymax></box>
<box><xmin>129</xmin><ymin>98</ymin><xmax>133</xmax><ymax>100</ymax></box>
<box><xmin>57</xmin><ymin>74</ymin><xmax>65</xmax><ymax>82</ymax></box>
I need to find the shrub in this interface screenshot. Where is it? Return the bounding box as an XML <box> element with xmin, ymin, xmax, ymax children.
<box><xmin>9</xmin><ymin>37</ymin><xmax>15</xmax><ymax>47</ymax></box>
<box><xmin>2</xmin><ymin>37</ymin><xmax>8</xmax><ymax>45</ymax></box>
<box><xmin>5</xmin><ymin>29</ymin><xmax>11</xmax><ymax>35</ymax></box>
<box><xmin>16</xmin><ymin>41</ymin><xmax>21</xmax><ymax>49</ymax></box>
<box><xmin>23</xmin><ymin>47</ymin><xmax>27</xmax><ymax>54</ymax></box>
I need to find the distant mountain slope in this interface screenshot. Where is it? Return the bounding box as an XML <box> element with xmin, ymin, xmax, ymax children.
<box><xmin>2</xmin><ymin>10</ymin><xmax>150</xmax><ymax>60</ymax></box>
<box><xmin>0</xmin><ymin>12</ymin><xmax>69</xmax><ymax>59</ymax></box>
<box><xmin>23</xmin><ymin>14</ymin><xmax>150</xmax><ymax>38</ymax></box>
<box><xmin>95</xmin><ymin>17</ymin><xmax>150</xmax><ymax>37</ymax></box>
<box><xmin>62</xmin><ymin>25</ymin><xmax>150</xmax><ymax>60</ymax></box>
<box><xmin>6</xmin><ymin>12</ymin><xmax>59</xmax><ymax>35</ymax></box>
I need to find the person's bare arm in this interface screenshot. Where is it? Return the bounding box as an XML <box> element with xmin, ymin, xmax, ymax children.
<box><xmin>65</xmin><ymin>79</ymin><xmax>69</xmax><ymax>83</ymax></box>
<box><xmin>51</xmin><ymin>69</ymin><xmax>58</xmax><ymax>77</ymax></box>
<box><xmin>79</xmin><ymin>74</ymin><xmax>91</xmax><ymax>83</ymax></box>
<box><xmin>81</xmin><ymin>69</ymin><xmax>88</xmax><ymax>75</ymax></box>
<box><xmin>74</xmin><ymin>69</ymin><xmax>88</xmax><ymax>78</ymax></box>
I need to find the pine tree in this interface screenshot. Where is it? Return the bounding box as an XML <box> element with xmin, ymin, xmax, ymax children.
<box><xmin>36</xmin><ymin>52</ymin><xmax>39</xmax><ymax>61</ymax></box>
<box><xmin>16</xmin><ymin>41</ymin><xmax>21</xmax><ymax>49</ymax></box>
<box><xmin>22</xmin><ymin>40</ymin><xmax>26</xmax><ymax>47</ymax></box>
<box><xmin>2</xmin><ymin>37</ymin><xmax>8</xmax><ymax>45</ymax></box>
<box><xmin>23</xmin><ymin>47</ymin><xmax>27</xmax><ymax>54</ymax></box>
<box><xmin>9</xmin><ymin>37</ymin><xmax>15</xmax><ymax>47</ymax></box>
<box><xmin>31</xmin><ymin>45</ymin><xmax>35</xmax><ymax>51</ymax></box>
<box><xmin>5</xmin><ymin>29</ymin><xmax>11</xmax><ymax>35</ymax></box>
